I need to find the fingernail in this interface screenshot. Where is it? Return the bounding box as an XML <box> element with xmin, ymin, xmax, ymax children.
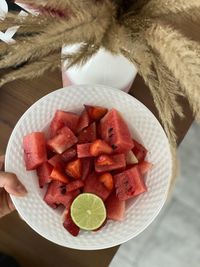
<box><xmin>16</xmin><ymin>184</ymin><xmax>27</xmax><ymax>195</ymax></box>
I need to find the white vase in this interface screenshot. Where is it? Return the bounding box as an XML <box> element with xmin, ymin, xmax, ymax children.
<box><xmin>62</xmin><ymin>44</ymin><xmax>137</xmax><ymax>92</ymax></box>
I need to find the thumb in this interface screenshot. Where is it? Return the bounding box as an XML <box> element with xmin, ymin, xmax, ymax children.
<box><xmin>0</xmin><ymin>172</ymin><xmax>27</xmax><ymax>196</ymax></box>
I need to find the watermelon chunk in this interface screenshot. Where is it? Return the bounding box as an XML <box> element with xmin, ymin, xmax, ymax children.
<box><xmin>95</xmin><ymin>154</ymin><xmax>126</xmax><ymax>173</ymax></box>
<box><xmin>114</xmin><ymin>166</ymin><xmax>147</xmax><ymax>200</ymax></box>
<box><xmin>138</xmin><ymin>161</ymin><xmax>153</xmax><ymax>175</ymax></box>
<box><xmin>85</xmin><ymin>105</ymin><xmax>108</xmax><ymax>122</ymax></box>
<box><xmin>48</xmin><ymin>154</ymin><xmax>65</xmax><ymax>171</ymax></box>
<box><xmin>100</xmin><ymin>109</ymin><xmax>134</xmax><ymax>153</ymax></box>
<box><xmin>81</xmin><ymin>158</ymin><xmax>93</xmax><ymax>180</ymax></box>
<box><xmin>132</xmin><ymin>139</ymin><xmax>147</xmax><ymax>163</ymax></box>
<box><xmin>61</xmin><ymin>147</ymin><xmax>77</xmax><ymax>162</ymax></box>
<box><xmin>84</xmin><ymin>173</ymin><xmax>111</xmax><ymax>201</ymax></box>
<box><xmin>106</xmin><ymin>191</ymin><xmax>125</xmax><ymax>221</ymax></box>
<box><xmin>23</xmin><ymin>132</ymin><xmax>47</xmax><ymax>170</ymax></box>
<box><xmin>63</xmin><ymin>213</ymin><xmax>80</xmax><ymax>237</ymax></box>
<box><xmin>50</xmin><ymin>110</ymin><xmax>79</xmax><ymax>136</ymax></box>
<box><xmin>47</xmin><ymin>126</ymin><xmax>78</xmax><ymax>154</ymax></box>
<box><xmin>76</xmin><ymin>109</ymin><xmax>90</xmax><ymax>133</ymax></box>
<box><xmin>78</xmin><ymin>122</ymin><xmax>96</xmax><ymax>144</ymax></box>
<box><xmin>77</xmin><ymin>143</ymin><xmax>92</xmax><ymax>158</ymax></box>
<box><xmin>125</xmin><ymin>150</ymin><xmax>138</xmax><ymax>165</ymax></box>
<box><xmin>66</xmin><ymin>179</ymin><xmax>84</xmax><ymax>192</ymax></box>
<box><xmin>44</xmin><ymin>181</ymin><xmax>80</xmax><ymax>208</ymax></box>
<box><xmin>37</xmin><ymin>162</ymin><xmax>53</xmax><ymax>188</ymax></box>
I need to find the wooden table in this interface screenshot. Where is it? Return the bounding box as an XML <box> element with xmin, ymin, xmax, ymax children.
<box><xmin>0</xmin><ymin>70</ymin><xmax>193</xmax><ymax>267</ymax></box>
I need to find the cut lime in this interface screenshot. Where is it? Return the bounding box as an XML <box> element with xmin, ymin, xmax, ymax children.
<box><xmin>70</xmin><ymin>193</ymin><xmax>107</xmax><ymax>231</ymax></box>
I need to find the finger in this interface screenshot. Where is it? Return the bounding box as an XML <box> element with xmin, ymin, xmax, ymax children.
<box><xmin>6</xmin><ymin>193</ymin><xmax>15</xmax><ymax>211</ymax></box>
<box><xmin>0</xmin><ymin>190</ymin><xmax>14</xmax><ymax>218</ymax></box>
<box><xmin>0</xmin><ymin>172</ymin><xmax>27</xmax><ymax>196</ymax></box>
<box><xmin>0</xmin><ymin>155</ymin><xmax>5</xmax><ymax>171</ymax></box>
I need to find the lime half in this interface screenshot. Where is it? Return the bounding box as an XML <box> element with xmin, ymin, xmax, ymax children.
<box><xmin>71</xmin><ymin>193</ymin><xmax>106</xmax><ymax>231</ymax></box>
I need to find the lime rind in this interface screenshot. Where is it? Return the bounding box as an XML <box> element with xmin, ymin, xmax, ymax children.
<box><xmin>71</xmin><ymin>193</ymin><xmax>106</xmax><ymax>231</ymax></box>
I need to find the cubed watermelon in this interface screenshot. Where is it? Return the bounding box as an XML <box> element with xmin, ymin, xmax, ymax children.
<box><xmin>37</xmin><ymin>162</ymin><xmax>53</xmax><ymax>188</ymax></box>
<box><xmin>48</xmin><ymin>154</ymin><xmax>65</xmax><ymax>171</ymax></box>
<box><xmin>61</xmin><ymin>147</ymin><xmax>77</xmax><ymax>162</ymax></box>
<box><xmin>106</xmin><ymin>191</ymin><xmax>125</xmax><ymax>221</ymax></box>
<box><xmin>83</xmin><ymin>173</ymin><xmax>110</xmax><ymax>201</ymax></box>
<box><xmin>66</xmin><ymin>179</ymin><xmax>84</xmax><ymax>192</ymax></box>
<box><xmin>81</xmin><ymin>158</ymin><xmax>93</xmax><ymax>180</ymax></box>
<box><xmin>23</xmin><ymin>132</ymin><xmax>47</xmax><ymax>170</ymax></box>
<box><xmin>78</xmin><ymin>122</ymin><xmax>96</xmax><ymax>144</ymax></box>
<box><xmin>50</xmin><ymin>110</ymin><xmax>79</xmax><ymax>136</ymax></box>
<box><xmin>44</xmin><ymin>181</ymin><xmax>80</xmax><ymax>208</ymax></box>
<box><xmin>95</xmin><ymin>154</ymin><xmax>126</xmax><ymax>173</ymax></box>
<box><xmin>132</xmin><ymin>139</ymin><xmax>147</xmax><ymax>163</ymax></box>
<box><xmin>77</xmin><ymin>143</ymin><xmax>92</xmax><ymax>158</ymax></box>
<box><xmin>47</xmin><ymin>126</ymin><xmax>78</xmax><ymax>154</ymax></box>
<box><xmin>63</xmin><ymin>213</ymin><xmax>80</xmax><ymax>237</ymax></box>
<box><xmin>138</xmin><ymin>161</ymin><xmax>153</xmax><ymax>175</ymax></box>
<box><xmin>114</xmin><ymin>166</ymin><xmax>147</xmax><ymax>200</ymax></box>
<box><xmin>76</xmin><ymin>109</ymin><xmax>90</xmax><ymax>133</ymax></box>
<box><xmin>100</xmin><ymin>109</ymin><xmax>134</xmax><ymax>153</ymax></box>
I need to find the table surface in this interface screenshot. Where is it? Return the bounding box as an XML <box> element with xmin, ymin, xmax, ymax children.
<box><xmin>0</xmin><ymin>70</ymin><xmax>193</xmax><ymax>267</ymax></box>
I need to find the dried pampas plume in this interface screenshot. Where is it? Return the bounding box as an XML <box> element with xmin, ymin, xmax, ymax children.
<box><xmin>1</xmin><ymin>0</ymin><xmax>200</xmax><ymax>184</ymax></box>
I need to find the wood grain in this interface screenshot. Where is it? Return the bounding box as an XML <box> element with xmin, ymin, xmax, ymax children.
<box><xmin>0</xmin><ymin>70</ymin><xmax>193</xmax><ymax>267</ymax></box>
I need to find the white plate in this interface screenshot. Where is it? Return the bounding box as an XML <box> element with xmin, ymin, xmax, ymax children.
<box><xmin>5</xmin><ymin>84</ymin><xmax>172</xmax><ymax>250</ymax></box>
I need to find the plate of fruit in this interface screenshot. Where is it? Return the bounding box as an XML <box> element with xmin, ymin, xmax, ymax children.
<box><xmin>5</xmin><ymin>84</ymin><xmax>172</xmax><ymax>250</ymax></box>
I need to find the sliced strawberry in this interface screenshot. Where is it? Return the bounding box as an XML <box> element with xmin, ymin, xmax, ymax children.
<box><xmin>99</xmin><ymin>173</ymin><xmax>114</xmax><ymax>191</ymax></box>
<box><xmin>81</xmin><ymin>158</ymin><xmax>93</xmax><ymax>180</ymax></box>
<box><xmin>65</xmin><ymin>159</ymin><xmax>82</xmax><ymax>179</ymax></box>
<box><xmin>48</xmin><ymin>154</ymin><xmax>65</xmax><ymax>171</ymax></box>
<box><xmin>66</xmin><ymin>179</ymin><xmax>84</xmax><ymax>192</ymax></box>
<box><xmin>85</xmin><ymin>105</ymin><xmax>108</xmax><ymax>122</ymax></box>
<box><xmin>78</xmin><ymin>122</ymin><xmax>96</xmax><ymax>144</ymax></box>
<box><xmin>47</xmin><ymin>126</ymin><xmax>78</xmax><ymax>154</ymax></box>
<box><xmin>76</xmin><ymin>109</ymin><xmax>90</xmax><ymax>133</ymax></box>
<box><xmin>63</xmin><ymin>213</ymin><xmax>80</xmax><ymax>237</ymax></box>
<box><xmin>50</xmin><ymin>168</ymin><xmax>69</xmax><ymax>184</ymax></box>
<box><xmin>61</xmin><ymin>147</ymin><xmax>77</xmax><ymax>162</ymax></box>
<box><xmin>95</xmin><ymin>154</ymin><xmax>126</xmax><ymax>173</ymax></box>
<box><xmin>95</xmin><ymin>155</ymin><xmax>114</xmax><ymax>166</ymax></box>
<box><xmin>50</xmin><ymin>110</ymin><xmax>79</xmax><ymax>136</ymax></box>
<box><xmin>77</xmin><ymin>143</ymin><xmax>92</xmax><ymax>158</ymax></box>
<box><xmin>132</xmin><ymin>139</ymin><xmax>148</xmax><ymax>163</ymax></box>
<box><xmin>138</xmin><ymin>161</ymin><xmax>153</xmax><ymax>175</ymax></box>
<box><xmin>36</xmin><ymin>162</ymin><xmax>53</xmax><ymax>188</ymax></box>
<box><xmin>90</xmin><ymin>139</ymin><xmax>113</xmax><ymax>157</ymax></box>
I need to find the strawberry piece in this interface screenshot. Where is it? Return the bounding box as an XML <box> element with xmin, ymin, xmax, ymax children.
<box><xmin>61</xmin><ymin>147</ymin><xmax>77</xmax><ymax>162</ymax></box>
<box><xmin>36</xmin><ymin>162</ymin><xmax>53</xmax><ymax>188</ymax></box>
<box><xmin>65</xmin><ymin>159</ymin><xmax>82</xmax><ymax>179</ymax></box>
<box><xmin>95</xmin><ymin>155</ymin><xmax>114</xmax><ymax>166</ymax></box>
<box><xmin>90</xmin><ymin>139</ymin><xmax>113</xmax><ymax>157</ymax></box>
<box><xmin>23</xmin><ymin>132</ymin><xmax>47</xmax><ymax>170</ymax></box>
<box><xmin>99</xmin><ymin>173</ymin><xmax>114</xmax><ymax>191</ymax></box>
<box><xmin>66</xmin><ymin>179</ymin><xmax>84</xmax><ymax>192</ymax></box>
<box><xmin>132</xmin><ymin>139</ymin><xmax>148</xmax><ymax>163</ymax></box>
<box><xmin>63</xmin><ymin>213</ymin><xmax>80</xmax><ymax>237</ymax></box>
<box><xmin>50</xmin><ymin>110</ymin><xmax>79</xmax><ymax>137</ymax></box>
<box><xmin>84</xmin><ymin>173</ymin><xmax>111</xmax><ymax>201</ymax></box>
<box><xmin>138</xmin><ymin>161</ymin><xmax>153</xmax><ymax>175</ymax></box>
<box><xmin>95</xmin><ymin>154</ymin><xmax>126</xmax><ymax>173</ymax></box>
<box><xmin>78</xmin><ymin>122</ymin><xmax>96</xmax><ymax>144</ymax></box>
<box><xmin>50</xmin><ymin>168</ymin><xmax>69</xmax><ymax>184</ymax></box>
<box><xmin>81</xmin><ymin>158</ymin><xmax>93</xmax><ymax>180</ymax></box>
<box><xmin>76</xmin><ymin>109</ymin><xmax>90</xmax><ymax>133</ymax></box>
<box><xmin>77</xmin><ymin>143</ymin><xmax>92</xmax><ymax>158</ymax></box>
<box><xmin>106</xmin><ymin>191</ymin><xmax>125</xmax><ymax>221</ymax></box>
<box><xmin>48</xmin><ymin>154</ymin><xmax>65</xmax><ymax>171</ymax></box>
<box><xmin>47</xmin><ymin>126</ymin><xmax>78</xmax><ymax>154</ymax></box>
<box><xmin>85</xmin><ymin>105</ymin><xmax>108</xmax><ymax>122</ymax></box>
